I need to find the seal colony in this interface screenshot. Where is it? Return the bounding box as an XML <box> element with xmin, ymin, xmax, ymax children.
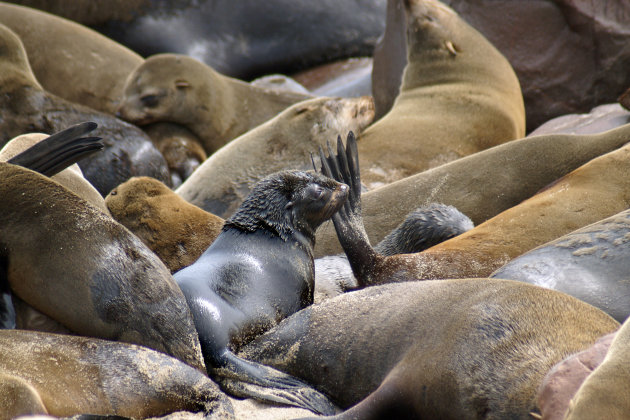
<box><xmin>174</xmin><ymin>170</ymin><xmax>348</xmax><ymax>414</ymax></box>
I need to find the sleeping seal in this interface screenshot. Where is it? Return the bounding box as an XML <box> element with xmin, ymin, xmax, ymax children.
<box><xmin>174</xmin><ymin>170</ymin><xmax>348</xmax><ymax>414</ymax></box>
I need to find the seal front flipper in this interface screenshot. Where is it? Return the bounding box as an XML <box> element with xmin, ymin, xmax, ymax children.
<box><xmin>318</xmin><ymin>132</ymin><xmax>379</xmax><ymax>287</ymax></box>
<box><xmin>7</xmin><ymin>122</ymin><xmax>103</xmax><ymax>177</ymax></box>
<box><xmin>216</xmin><ymin>351</ymin><xmax>337</xmax><ymax>415</ymax></box>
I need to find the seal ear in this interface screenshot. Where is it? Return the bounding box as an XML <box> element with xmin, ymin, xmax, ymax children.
<box><xmin>175</xmin><ymin>80</ymin><xmax>191</xmax><ymax>89</ymax></box>
<box><xmin>285</xmin><ymin>201</ymin><xmax>293</xmax><ymax>211</ymax></box>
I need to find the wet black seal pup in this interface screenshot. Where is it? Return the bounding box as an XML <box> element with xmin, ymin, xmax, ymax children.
<box><xmin>174</xmin><ymin>170</ymin><xmax>348</xmax><ymax>414</ymax></box>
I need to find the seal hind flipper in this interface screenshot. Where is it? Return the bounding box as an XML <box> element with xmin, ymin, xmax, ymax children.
<box><xmin>216</xmin><ymin>351</ymin><xmax>337</xmax><ymax>415</ymax></box>
<box><xmin>7</xmin><ymin>122</ymin><xmax>103</xmax><ymax>177</ymax></box>
<box><xmin>318</xmin><ymin>132</ymin><xmax>379</xmax><ymax>287</ymax></box>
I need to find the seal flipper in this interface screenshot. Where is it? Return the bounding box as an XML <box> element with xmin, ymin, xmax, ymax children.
<box><xmin>318</xmin><ymin>132</ymin><xmax>380</xmax><ymax>287</ymax></box>
<box><xmin>215</xmin><ymin>351</ymin><xmax>337</xmax><ymax>415</ymax></box>
<box><xmin>7</xmin><ymin>122</ymin><xmax>103</xmax><ymax>177</ymax></box>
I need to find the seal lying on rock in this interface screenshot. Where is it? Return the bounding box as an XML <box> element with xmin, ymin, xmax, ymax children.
<box><xmin>240</xmin><ymin>279</ymin><xmax>618</xmax><ymax>419</ymax></box>
<box><xmin>174</xmin><ymin>170</ymin><xmax>348</xmax><ymax>414</ymax></box>
<box><xmin>0</xmin><ymin>163</ymin><xmax>205</xmax><ymax>373</ymax></box>
<box><xmin>117</xmin><ymin>53</ymin><xmax>312</xmax><ymax>155</ymax></box>
<box><xmin>0</xmin><ymin>330</ymin><xmax>233</xmax><ymax>419</ymax></box>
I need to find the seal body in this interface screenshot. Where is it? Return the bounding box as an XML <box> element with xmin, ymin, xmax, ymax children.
<box><xmin>176</xmin><ymin>95</ymin><xmax>374</xmax><ymax>218</ymax></box>
<box><xmin>315</xmin><ymin>123</ymin><xmax>630</xmax><ymax>257</ymax></box>
<box><xmin>0</xmin><ymin>330</ymin><xmax>233</xmax><ymax>419</ymax></box>
<box><xmin>240</xmin><ymin>279</ymin><xmax>618</xmax><ymax>419</ymax></box>
<box><xmin>174</xmin><ymin>170</ymin><xmax>347</xmax><ymax>414</ymax></box>
<box><xmin>491</xmin><ymin>208</ymin><xmax>630</xmax><ymax>322</ymax></box>
<box><xmin>117</xmin><ymin>53</ymin><xmax>312</xmax><ymax>154</ymax></box>
<box><xmin>0</xmin><ymin>163</ymin><xmax>205</xmax><ymax>373</ymax></box>
<box><xmin>357</xmin><ymin>0</ymin><xmax>525</xmax><ymax>189</ymax></box>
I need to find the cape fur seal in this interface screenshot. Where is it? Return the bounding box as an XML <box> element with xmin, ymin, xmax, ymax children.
<box><xmin>0</xmin><ymin>23</ymin><xmax>170</xmax><ymax>196</ymax></box>
<box><xmin>356</xmin><ymin>0</ymin><xmax>525</xmax><ymax>189</ymax></box>
<box><xmin>117</xmin><ymin>53</ymin><xmax>312</xmax><ymax>154</ymax></box>
<box><xmin>174</xmin><ymin>170</ymin><xmax>348</xmax><ymax>414</ymax></box>
<box><xmin>0</xmin><ymin>163</ymin><xmax>205</xmax><ymax>373</ymax></box>
<box><xmin>0</xmin><ymin>330</ymin><xmax>233</xmax><ymax>419</ymax></box>
<box><xmin>106</xmin><ymin>176</ymin><xmax>224</xmax><ymax>273</ymax></box>
<box><xmin>319</xmin><ymin>131</ymin><xmax>630</xmax><ymax>285</ymax></box>
<box><xmin>176</xmin><ymin>95</ymin><xmax>374</xmax><ymax>218</ymax></box>
<box><xmin>491</xmin><ymin>207</ymin><xmax>630</xmax><ymax>322</ymax></box>
<box><xmin>239</xmin><ymin>279</ymin><xmax>618</xmax><ymax>419</ymax></box>
<box><xmin>315</xmin><ymin>122</ymin><xmax>630</xmax><ymax>257</ymax></box>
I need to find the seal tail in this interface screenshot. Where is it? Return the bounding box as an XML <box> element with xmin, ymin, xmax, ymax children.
<box><xmin>7</xmin><ymin>122</ymin><xmax>103</xmax><ymax>177</ymax></box>
<box><xmin>214</xmin><ymin>351</ymin><xmax>338</xmax><ymax>415</ymax></box>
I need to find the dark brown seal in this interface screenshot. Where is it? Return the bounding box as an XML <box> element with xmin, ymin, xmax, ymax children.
<box><xmin>240</xmin><ymin>279</ymin><xmax>618</xmax><ymax>419</ymax></box>
<box><xmin>174</xmin><ymin>170</ymin><xmax>348</xmax><ymax>414</ymax></box>
<box><xmin>0</xmin><ymin>162</ymin><xmax>205</xmax><ymax>373</ymax></box>
<box><xmin>0</xmin><ymin>329</ymin><xmax>233</xmax><ymax>419</ymax></box>
<box><xmin>106</xmin><ymin>176</ymin><xmax>224</xmax><ymax>273</ymax></box>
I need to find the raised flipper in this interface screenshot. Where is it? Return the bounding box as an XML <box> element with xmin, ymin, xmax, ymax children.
<box><xmin>317</xmin><ymin>132</ymin><xmax>379</xmax><ymax>287</ymax></box>
<box><xmin>7</xmin><ymin>121</ymin><xmax>102</xmax><ymax>177</ymax></box>
<box><xmin>213</xmin><ymin>351</ymin><xmax>338</xmax><ymax>415</ymax></box>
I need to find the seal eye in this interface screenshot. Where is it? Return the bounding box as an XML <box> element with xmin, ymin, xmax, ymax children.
<box><xmin>141</xmin><ymin>94</ymin><xmax>160</xmax><ymax>108</ymax></box>
<box><xmin>307</xmin><ymin>185</ymin><xmax>324</xmax><ymax>201</ymax></box>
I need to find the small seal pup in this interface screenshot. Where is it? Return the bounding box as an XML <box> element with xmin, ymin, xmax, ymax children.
<box><xmin>176</xmin><ymin>95</ymin><xmax>374</xmax><ymax>218</ymax></box>
<box><xmin>356</xmin><ymin>0</ymin><xmax>525</xmax><ymax>188</ymax></box>
<box><xmin>0</xmin><ymin>329</ymin><xmax>233</xmax><ymax>419</ymax></box>
<box><xmin>239</xmin><ymin>279</ymin><xmax>618</xmax><ymax>419</ymax></box>
<box><xmin>174</xmin><ymin>170</ymin><xmax>348</xmax><ymax>414</ymax></box>
<box><xmin>0</xmin><ymin>163</ymin><xmax>206</xmax><ymax>373</ymax></box>
<box><xmin>106</xmin><ymin>176</ymin><xmax>224</xmax><ymax>273</ymax></box>
<box><xmin>116</xmin><ymin>53</ymin><xmax>313</xmax><ymax>154</ymax></box>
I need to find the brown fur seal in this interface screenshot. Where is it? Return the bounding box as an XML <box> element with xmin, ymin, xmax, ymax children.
<box><xmin>563</xmin><ymin>314</ymin><xmax>630</xmax><ymax>420</ymax></box>
<box><xmin>0</xmin><ymin>162</ymin><xmax>205</xmax><ymax>373</ymax></box>
<box><xmin>491</xmin><ymin>207</ymin><xmax>630</xmax><ymax>322</ymax></box>
<box><xmin>174</xmin><ymin>170</ymin><xmax>348</xmax><ymax>414</ymax></box>
<box><xmin>356</xmin><ymin>0</ymin><xmax>525</xmax><ymax>189</ymax></box>
<box><xmin>116</xmin><ymin>53</ymin><xmax>313</xmax><ymax>154</ymax></box>
<box><xmin>239</xmin><ymin>279</ymin><xmax>618</xmax><ymax>419</ymax></box>
<box><xmin>176</xmin><ymin>95</ymin><xmax>374</xmax><ymax>218</ymax></box>
<box><xmin>319</xmin><ymin>131</ymin><xmax>630</xmax><ymax>285</ymax></box>
<box><xmin>0</xmin><ymin>330</ymin><xmax>233</xmax><ymax>419</ymax></box>
<box><xmin>106</xmin><ymin>176</ymin><xmax>224</xmax><ymax>273</ymax></box>
<box><xmin>315</xmin><ymin>122</ymin><xmax>630</xmax><ymax>257</ymax></box>
<box><xmin>0</xmin><ymin>23</ymin><xmax>170</xmax><ymax>196</ymax></box>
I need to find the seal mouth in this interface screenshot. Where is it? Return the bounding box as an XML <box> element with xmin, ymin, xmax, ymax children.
<box><xmin>323</xmin><ymin>183</ymin><xmax>349</xmax><ymax>218</ymax></box>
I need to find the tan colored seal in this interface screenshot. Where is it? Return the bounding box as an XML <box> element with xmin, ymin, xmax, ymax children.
<box><xmin>117</xmin><ymin>53</ymin><xmax>313</xmax><ymax>154</ymax></box>
<box><xmin>106</xmin><ymin>176</ymin><xmax>224</xmax><ymax>273</ymax></box>
<box><xmin>0</xmin><ymin>329</ymin><xmax>233</xmax><ymax>419</ymax></box>
<box><xmin>240</xmin><ymin>279</ymin><xmax>618</xmax><ymax>418</ymax></box>
<box><xmin>357</xmin><ymin>0</ymin><xmax>525</xmax><ymax>189</ymax></box>
<box><xmin>315</xmin><ymin>123</ymin><xmax>630</xmax><ymax>257</ymax></box>
<box><xmin>176</xmin><ymin>95</ymin><xmax>375</xmax><ymax>218</ymax></box>
<box><xmin>0</xmin><ymin>163</ymin><xmax>205</xmax><ymax>373</ymax></box>
<box><xmin>0</xmin><ymin>132</ymin><xmax>109</xmax><ymax>215</ymax></box>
